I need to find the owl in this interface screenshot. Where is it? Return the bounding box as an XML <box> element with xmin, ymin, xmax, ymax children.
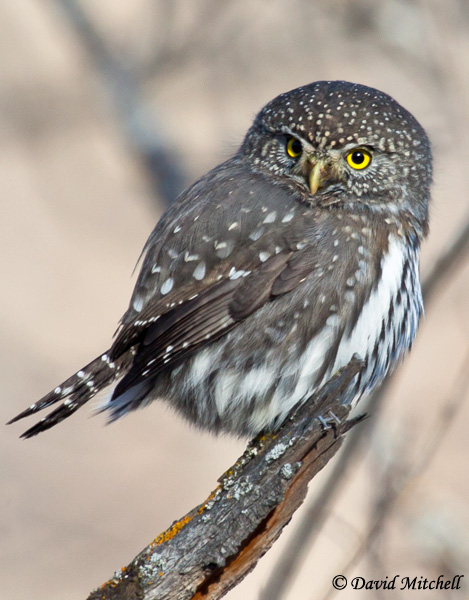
<box><xmin>9</xmin><ymin>80</ymin><xmax>431</xmax><ymax>438</ymax></box>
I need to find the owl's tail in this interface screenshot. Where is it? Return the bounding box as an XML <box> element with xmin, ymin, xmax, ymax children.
<box><xmin>7</xmin><ymin>351</ymin><xmax>134</xmax><ymax>438</ymax></box>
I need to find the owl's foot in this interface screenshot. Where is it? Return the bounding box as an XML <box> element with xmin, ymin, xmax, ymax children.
<box><xmin>317</xmin><ymin>410</ymin><xmax>341</xmax><ymax>431</ymax></box>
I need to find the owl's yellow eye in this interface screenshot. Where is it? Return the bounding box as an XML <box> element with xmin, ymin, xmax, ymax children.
<box><xmin>346</xmin><ymin>148</ymin><xmax>372</xmax><ymax>170</ymax></box>
<box><xmin>286</xmin><ymin>137</ymin><xmax>303</xmax><ymax>158</ymax></box>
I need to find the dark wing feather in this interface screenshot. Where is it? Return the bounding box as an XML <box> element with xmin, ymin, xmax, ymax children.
<box><xmin>112</xmin><ymin>279</ymin><xmax>239</xmax><ymax>396</ymax></box>
<box><xmin>271</xmin><ymin>249</ymin><xmax>318</xmax><ymax>296</ymax></box>
<box><xmin>111</xmin><ymin>251</ymin><xmax>293</xmax><ymax>400</ymax></box>
<box><xmin>107</xmin><ymin>159</ymin><xmax>322</xmax><ymax>408</ymax></box>
<box><xmin>8</xmin><ymin>154</ymin><xmax>351</xmax><ymax>436</ymax></box>
<box><xmin>109</xmin><ymin>159</ymin><xmax>309</xmax><ymax>357</ymax></box>
<box><xmin>10</xmin><ymin>351</ymin><xmax>135</xmax><ymax>438</ymax></box>
<box><xmin>230</xmin><ymin>251</ymin><xmax>293</xmax><ymax>319</ymax></box>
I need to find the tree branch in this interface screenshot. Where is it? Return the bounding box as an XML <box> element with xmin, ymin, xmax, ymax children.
<box><xmin>53</xmin><ymin>0</ymin><xmax>188</xmax><ymax>206</ymax></box>
<box><xmin>86</xmin><ymin>357</ymin><xmax>365</xmax><ymax>600</ymax></box>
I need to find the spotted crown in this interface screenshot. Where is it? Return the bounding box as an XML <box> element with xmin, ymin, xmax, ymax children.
<box><xmin>243</xmin><ymin>81</ymin><xmax>431</xmax><ymax>235</ymax></box>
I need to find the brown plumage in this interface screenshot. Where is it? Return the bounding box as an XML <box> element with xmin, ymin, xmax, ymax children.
<box><xmin>8</xmin><ymin>81</ymin><xmax>432</xmax><ymax>438</ymax></box>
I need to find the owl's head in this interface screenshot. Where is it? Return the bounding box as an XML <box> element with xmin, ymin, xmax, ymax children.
<box><xmin>242</xmin><ymin>81</ymin><xmax>432</xmax><ymax>235</ymax></box>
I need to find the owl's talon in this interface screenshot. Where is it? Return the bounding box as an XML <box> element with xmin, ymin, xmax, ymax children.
<box><xmin>317</xmin><ymin>411</ymin><xmax>342</xmax><ymax>430</ymax></box>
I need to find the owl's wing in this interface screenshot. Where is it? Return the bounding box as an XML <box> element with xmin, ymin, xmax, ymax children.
<box><xmin>110</xmin><ymin>251</ymin><xmax>296</xmax><ymax>403</ymax></box>
<box><xmin>108</xmin><ymin>160</ymin><xmax>318</xmax><ymax>409</ymax></box>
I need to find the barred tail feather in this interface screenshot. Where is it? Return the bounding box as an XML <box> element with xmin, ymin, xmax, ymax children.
<box><xmin>8</xmin><ymin>351</ymin><xmax>134</xmax><ymax>438</ymax></box>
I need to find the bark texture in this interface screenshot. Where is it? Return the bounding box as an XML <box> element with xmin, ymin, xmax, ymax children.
<box><xmin>87</xmin><ymin>357</ymin><xmax>364</xmax><ymax>600</ymax></box>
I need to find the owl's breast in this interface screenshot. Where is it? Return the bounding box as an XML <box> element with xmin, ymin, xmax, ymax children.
<box><xmin>328</xmin><ymin>232</ymin><xmax>423</xmax><ymax>401</ymax></box>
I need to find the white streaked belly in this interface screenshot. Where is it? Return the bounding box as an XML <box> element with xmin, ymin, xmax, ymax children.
<box><xmin>181</xmin><ymin>234</ymin><xmax>421</xmax><ymax>434</ymax></box>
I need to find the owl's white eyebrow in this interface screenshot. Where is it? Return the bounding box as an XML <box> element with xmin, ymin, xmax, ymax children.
<box><xmin>276</xmin><ymin>129</ymin><xmax>315</xmax><ymax>152</ymax></box>
<box><xmin>341</xmin><ymin>142</ymin><xmax>375</xmax><ymax>153</ymax></box>
<box><xmin>279</xmin><ymin>126</ymin><xmax>301</xmax><ymax>138</ymax></box>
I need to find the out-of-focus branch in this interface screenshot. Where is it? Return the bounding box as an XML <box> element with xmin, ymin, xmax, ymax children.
<box><xmin>53</xmin><ymin>0</ymin><xmax>187</xmax><ymax>205</ymax></box>
<box><xmin>317</xmin><ymin>345</ymin><xmax>469</xmax><ymax>600</ymax></box>
<box><xmin>262</xmin><ymin>211</ymin><xmax>469</xmax><ymax>600</ymax></box>
<box><xmin>142</xmin><ymin>1</ymin><xmax>234</xmax><ymax>77</ymax></box>
<box><xmin>422</xmin><ymin>218</ymin><xmax>469</xmax><ymax>304</ymax></box>
<box><xmin>86</xmin><ymin>358</ymin><xmax>364</xmax><ymax>600</ymax></box>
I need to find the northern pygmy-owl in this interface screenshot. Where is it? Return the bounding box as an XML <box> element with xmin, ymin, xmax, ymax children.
<box><xmin>9</xmin><ymin>81</ymin><xmax>432</xmax><ymax>438</ymax></box>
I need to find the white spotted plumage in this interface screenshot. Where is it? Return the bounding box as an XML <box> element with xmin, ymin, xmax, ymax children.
<box><xmin>163</xmin><ymin>234</ymin><xmax>422</xmax><ymax>436</ymax></box>
<box><xmin>9</xmin><ymin>80</ymin><xmax>431</xmax><ymax>439</ymax></box>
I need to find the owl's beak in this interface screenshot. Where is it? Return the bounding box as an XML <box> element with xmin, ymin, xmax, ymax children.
<box><xmin>308</xmin><ymin>159</ymin><xmax>330</xmax><ymax>195</ymax></box>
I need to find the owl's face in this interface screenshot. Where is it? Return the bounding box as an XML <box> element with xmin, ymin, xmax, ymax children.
<box><xmin>242</xmin><ymin>81</ymin><xmax>431</xmax><ymax>233</ymax></box>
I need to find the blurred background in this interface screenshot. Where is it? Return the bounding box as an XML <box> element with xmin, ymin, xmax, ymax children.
<box><xmin>2</xmin><ymin>1</ymin><xmax>469</xmax><ymax>599</ymax></box>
